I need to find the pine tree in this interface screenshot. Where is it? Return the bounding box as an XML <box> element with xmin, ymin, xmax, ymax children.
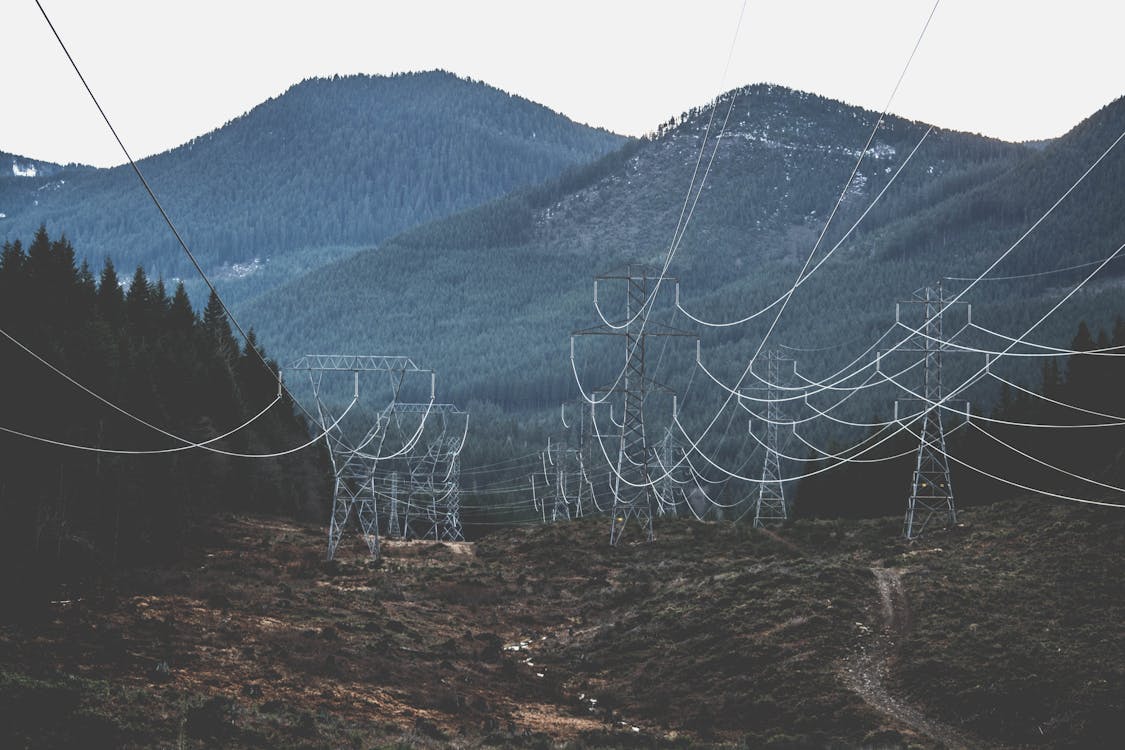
<box><xmin>1</xmin><ymin>227</ymin><xmax>328</xmax><ymax>580</ymax></box>
<box><xmin>202</xmin><ymin>290</ymin><xmax>239</xmax><ymax>365</ymax></box>
<box><xmin>1066</xmin><ymin>321</ymin><xmax>1098</xmax><ymax>411</ymax></box>
<box><xmin>167</xmin><ymin>282</ymin><xmax>196</xmax><ymax>334</ymax></box>
<box><xmin>97</xmin><ymin>258</ymin><xmax>125</xmax><ymax>327</ymax></box>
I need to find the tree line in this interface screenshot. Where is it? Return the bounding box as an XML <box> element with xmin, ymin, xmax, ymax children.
<box><xmin>796</xmin><ymin>319</ymin><xmax>1125</xmax><ymax>519</ymax></box>
<box><xmin>0</xmin><ymin>227</ymin><xmax>329</xmax><ymax>611</ymax></box>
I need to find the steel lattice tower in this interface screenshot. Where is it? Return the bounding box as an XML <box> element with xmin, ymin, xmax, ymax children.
<box><xmin>615</xmin><ymin>268</ymin><xmax>651</xmax><ymax>543</ymax></box>
<box><xmin>287</xmin><ymin>355</ymin><xmax>434</xmax><ymax>561</ymax></box>
<box><xmin>539</xmin><ymin>435</ymin><xmax>578</xmax><ymax>523</ymax></box>
<box><xmin>743</xmin><ymin>350</ymin><xmax>794</xmax><ymax>527</ymax></box>
<box><xmin>379</xmin><ymin>403</ymin><xmax>467</xmax><ymax>541</ymax></box>
<box><xmin>441</xmin><ymin>436</ymin><xmax>465</xmax><ymax>541</ymax></box>
<box><xmin>419</xmin><ymin>439</ymin><xmax>444</xmax><ymax>541</ymax></box>
<box><xmin>386</xmin><ymin>471</ymin><xmax>401</xmax><ymax>539</ymax></box>
<box><xmin>888</xmin><ymin>285</ymin><xmax>970</xmax><ymax>540</ymax></box>
<box><xmin>656</xmin><ymin>426</ymin><xmax>688</xmax><ymax>518</ymax></box>
<box><xmin>413</xmin><ymin>435</ymin><xmax>466</xmax><ymax>542</ymax></box>
<box><xmin>326</xmin><ymin>441</ymin><xmax>381</xmax><ymax>560</ymax></box>
<box><xmin>573</xmin><ymin>265</ymin><xmax>692</xmax><ymax>545</ymax></box>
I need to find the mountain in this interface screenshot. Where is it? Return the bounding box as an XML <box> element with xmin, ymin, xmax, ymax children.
<box><xmin>239</xmin><ymin>85</ymin><xmax>1125</xmax><ymax>474</ymax></box>
<box><xmin>243</xmin><ymin>87</ymin><xmax>1125</xmax><ymax>393</ymax></box>
<box><xmin>0</xmin><ymin>71</ymin><xmax>625</xmax><ymax>302</ymax></box>
<box><xmin>1</xmin><ymin>152</ymin><xmax>76</xmax><ymax>181</ymax></box>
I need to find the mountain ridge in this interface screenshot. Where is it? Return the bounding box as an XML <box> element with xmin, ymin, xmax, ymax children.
<box><xmin>235</xmin><ymin>84</ymin><xmax>1125</xmax><ymax>476</ymax></box>
<box><xmin>0</xmin><ymin>70</ymin><xmax>626</xmax><ymax>301</ymax></box>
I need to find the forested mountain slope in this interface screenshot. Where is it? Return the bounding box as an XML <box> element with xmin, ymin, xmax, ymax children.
<box><xmin>0</xmin><ymin>71</ymin><xmax>624</xmax><ymax>303</ymax></box>
<box><xmin>1</xmin><ymin>151</ymin><xmax>77</xmax><ymax>181</ymax></box>
<box><xmin>246</xmin><ymin>87</ymin><xmax>1125</xmax><ymax>399</ymax></box>
<box><xmin>0</xmin><ymin>227</ymin><xmax>327</xmax><ymax>595</ymax></box>
<box><xmin>239</xmin><ymin>85</ymin><xmax>1125</xmax><ymax>476</ymax></box>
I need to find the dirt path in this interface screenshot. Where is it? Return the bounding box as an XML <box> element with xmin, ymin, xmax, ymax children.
<box><xmin>842</xmin><ymin>567</ymin><xmax>980</xmax><ymax>750</ymax></box>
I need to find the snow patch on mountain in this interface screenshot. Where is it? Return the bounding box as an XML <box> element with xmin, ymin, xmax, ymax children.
<box><xmin>213</xmin><ymin>258</ymin><xmax>267</xmax><ymax>281</ymax></box>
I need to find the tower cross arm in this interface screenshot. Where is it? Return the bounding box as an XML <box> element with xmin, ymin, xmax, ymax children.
<box><xmin>287</xmin><ymin>354</ymin><xmax>425</xmax><ymax>373</ymax></box>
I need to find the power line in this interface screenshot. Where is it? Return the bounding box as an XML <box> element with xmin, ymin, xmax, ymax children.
<box><xmin>33</xmin><ymin>0</ymin><xmax>321</xmax><ymax>431</ymax></box>
<box><xmin>673</xmin><ymin>126</ymin><xmax>1125</xmax><ymax>484</ymax></box>
<box><xmin>674</xmin><ymin>125</ymin><xmax>934</xmax><ymax>329</ymax></box>
<box><xmin>969</xmin><ymin>322</ymin><xmax>1125</xmax><ymax>357</ymax></box>
<box><xmin>0</xmin><ymin>323</ymin><xmax>354</xmax><ymax>457</ymax></box>
<box><xmin>895</xmin><ymin>419</ymin><xmax>1125</xmax><ymax>510</ymax></box>
<box><xmin>970</xmin><ymin>421</ymin><xmax>1125</xmax><ymax>495</ymax></box>
<box><xmin>944</xmin><ymin>255</ymin><xmax>1125</xmax><ymax>282</ymax></box>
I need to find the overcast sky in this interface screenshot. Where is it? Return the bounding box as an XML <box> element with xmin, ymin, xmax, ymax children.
<box><xmin>3</xmin><ymin>1</ymin><xmax>1123</xmax><ymax>168</ymax></box>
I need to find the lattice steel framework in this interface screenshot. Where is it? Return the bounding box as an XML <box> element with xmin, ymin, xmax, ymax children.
<box><xmin>286</xmin><ymin>354</ymin><xmax>434</xmax><ymax>560</ymax></box>
<box><xmin>539</xmin><ymin>437</ymin><xmax>575</xmax><ymax>523</ymax></box>
<box><xmin>440</xmin><ymin>437</ymin><xmax>464</xmax><ymax>541</ymax></box>
<box><xmin>386</xmin><ymin>471</ymin><xmax>401</xmax><ymax>539</ymax></box>
<box><xmin>562</xmin><ymin>401</ymin><xmax>594</xmax><ymax>518</ymax></box>
<box><xmin>889</xmin><ymin>285</ymin><xmax>971</xmax><ymax>539</ymax></box>
<box><xmin>573</xmin><ymin>265</ymin><xmax>692</xmax><ymax>545</ymax></box>
<box><xmin>655</xmin><ymin>426</ymin><xmax>692</xmax><ymax>518</ymax></box>
<box><xmin>385</xmin><ymin>403</ymin><xmax>467</xmax><ymax>542</ymax></box>
<box><xmin>745</xmin><ymin>350</ymin><xmax>794</xmax><ymax>527</ymax></box>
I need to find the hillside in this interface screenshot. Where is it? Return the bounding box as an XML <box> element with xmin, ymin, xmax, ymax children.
<box><xmin>0</xmin><ymin>71</ymin><xmax>625</xmax><ymax>303</ymax></box>
<box><xmin>0</xmin><ymin>498</ymin><xmax>1119</xmax><ymax>748</ymax></box>
<box><xmin>242</xmin><ymin>87</ymin><xmax>1125</xmax><ymax>451</ymax></box>
<box><xmin>1</xmin><ymin>151</ymin><xmax>78</xmax><ymax>181</ymax></box>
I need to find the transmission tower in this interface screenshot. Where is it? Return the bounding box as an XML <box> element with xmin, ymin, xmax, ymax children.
<box><xmin>886</xmin><ymin>285</ymin><xmax>971</xmax><ymax>539</ymax></box>
<box><xmin>287</xmin><ymin>355</ymin><xmax>434</xmax><ymax>561</ymax></box>
<box><xmin>386</xmin><ymin>471</ymin><xmax>401</xmax><ymax>538</ymax></box>
<box><xmin>741</xmin><ymin>350</ymin><xmax>795</xmax><ymax>526</ymax></box>
<box><xmin>562</xmin><ymin>401</ymin><xmax>595</xmax><ymax>517</ymax></box>
<box><xmin>383</xmin><ymin>403</ymin><xmax>468</xmax><ymax>541</ymax></box>
<box><xmin>656</xmin><ymin>426</ymin><xmax>694</xmax><ymax>518</ymax></box>
<box><xmin>544</xmin><ymin>444</ymin><xmax>570</xmax><ymax>522</ymax></box>
<box><xmin>440</xmin><ymin>435</ymin><xmax>465</xmax><ymax>541</ymax></box>
<box><xmin>418</xmin><ymin>439</ymin><xmax>446</xmax><ymax>540</ymax></box>
<box><xmin>573</xmin><ymin>265</ymin><xmax>692</xmax><ymax>545</ymax></box>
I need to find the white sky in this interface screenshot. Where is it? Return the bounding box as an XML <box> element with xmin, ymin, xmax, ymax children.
<box><xmin>2</xmin><ymin>0</ymin><xmax>1123</xmax><ymax>168</ymax></box>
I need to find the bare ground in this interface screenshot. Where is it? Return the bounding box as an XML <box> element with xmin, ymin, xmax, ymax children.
<box><xmin>0</xmin><ymin>514</ymin><xmax>889</xmax><ymax>747</ymax></box>
<box><xmin>842</xmin><ymin>566</ymin><xmax>993</xmax><ymax>750</ymax></box>
<box><xmin>3</xmin><ymin>500</ymin><xmax>1120</xmax><ymax>748</ymax></box>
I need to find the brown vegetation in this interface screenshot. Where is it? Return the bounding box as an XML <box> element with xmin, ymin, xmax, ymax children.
<box><xmin>0</xmin><ymin>498</ymin><xmax>1120</xmax><ymax>748</ymax></box>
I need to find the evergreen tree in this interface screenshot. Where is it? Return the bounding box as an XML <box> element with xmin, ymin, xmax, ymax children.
<box><xmin>0</xmin><ymin>228</ymin><xmax>329</xmax><ymax>601</ymax></box>
<box><xmin>203</xmin><ymin>290</ymin><xmax>239</xmax><ymax>365</ymax></box>
<box><xmin>96</xmin><ymin>258</ymin><xmax>124</xmax><ymax>327</ymax></box>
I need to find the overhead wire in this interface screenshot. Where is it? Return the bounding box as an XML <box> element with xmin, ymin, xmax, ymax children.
<box><xmin>2</xmin><ymin>396</ymin><xmax>359</xmax><ymax>459</ymax></box>
<box><xmin>969</xmin><ymin>421</ymin><xmax>1125</xmax><ymax>494</ymax></box>
<box><xmin>894</xmin><ymin>418</ymin><xmax>1125</xmax><ymax>509</ymax></box>
<box><xmin>675</xmin><ymin>124</ymin><xmax>1125</xmax><ymax>483</ymax></box>
<box><xmin>675</xmin><ymin>124</ymin><xmax>934</xmax><ymax>329</ymax></box>
<box><xmin>894</xmin><ymin>321</ymin><xmax>1125</xmax><ymax>359</ymax></box>
<box><xmin>570</xmin><ymin>0</ymin><xmax>751</xmax><ymax>404</ymax></box>
<box><xmin>968</xmin><ymin>322</ymin><xmax>1125</xmax><ymax>356</ymax></box>
<box><xmin>943</xmin><ymin>254</ymin><xmax>1125</xmax><ymax>282</ymax></box>
<box><xmin>675</xmin><ymin>0</ymin><xmax>941</xmax><ymax>342</ymax></box>
<box><xmin>991</xmin><ymin>373</ymin><xmax>1125</xmax><ymax>424</ymax></box>
<box><xmin>31</xmin><ymin>0</ymin><xmax>385</xmax><ymax>455</ymax></box>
